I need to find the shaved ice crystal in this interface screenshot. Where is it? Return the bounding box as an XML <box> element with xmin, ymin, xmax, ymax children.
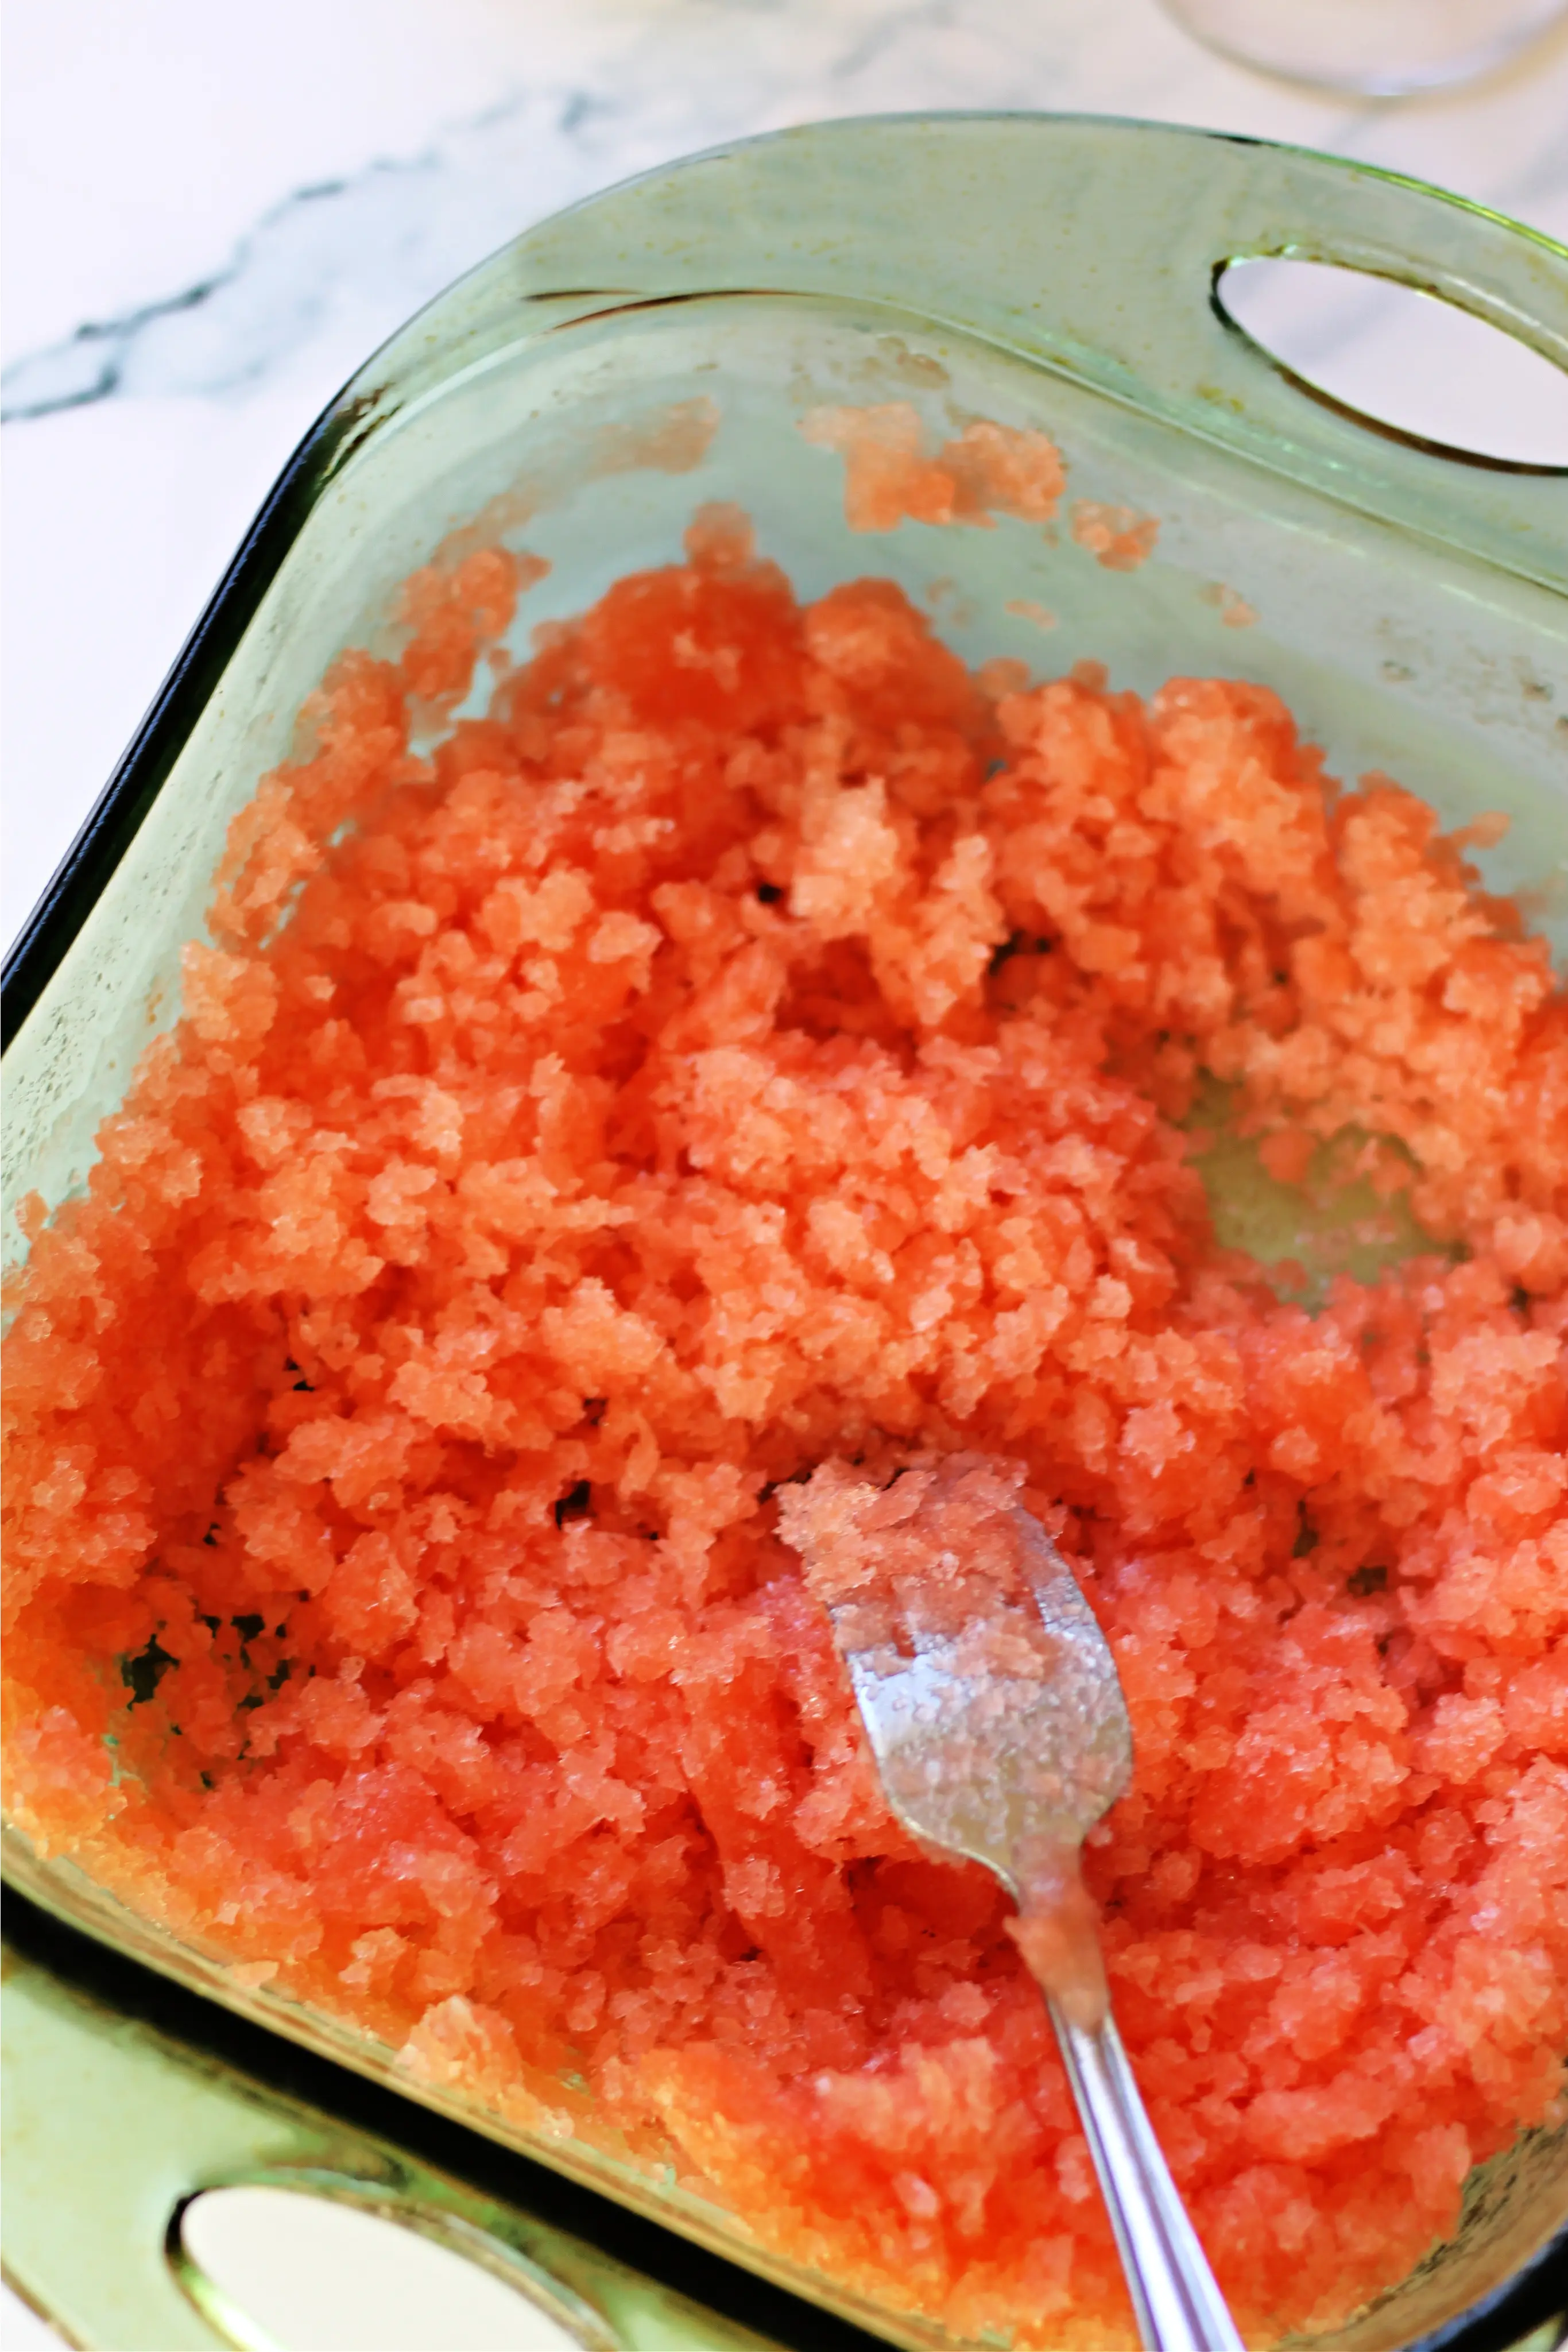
<box><xmin>5</xmin><ymin>506</ymin><xmax>1567</xmax><ymax>2350</ymax></box>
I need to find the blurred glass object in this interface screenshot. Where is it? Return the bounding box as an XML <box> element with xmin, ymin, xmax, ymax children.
<box><xmin>1159</xmin><ymin>0</ymin><xmax>1568</xmax><ymax>94</ymax></box>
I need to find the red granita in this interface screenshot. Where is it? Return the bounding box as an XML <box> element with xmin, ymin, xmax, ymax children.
<box><xmin>4</xmin><ymin>505</ymin><xmax>1566</xmax><ymax>2349</ymax></box>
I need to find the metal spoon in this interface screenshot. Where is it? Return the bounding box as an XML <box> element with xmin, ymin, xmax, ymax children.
<box><xmin>779</xmin><ymin>1457</ymin><xmax>1243</xmax><ymax>2352</ymax></box>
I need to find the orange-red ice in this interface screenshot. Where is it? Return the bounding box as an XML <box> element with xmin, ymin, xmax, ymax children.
<box><xmin>5</xmin><ymin>506</ymin><xmax>1567</xmax><ymax>2348</ymax></box>
<box><xmin>781</xmin><ymin>1454</ymin><xmax>1121</xmax><ymax>2035</ymax></box>
<box><xmin>779</xmin><ymin>1453</ymin><xmax>1051</xmax><ymax>1653</ymax></box>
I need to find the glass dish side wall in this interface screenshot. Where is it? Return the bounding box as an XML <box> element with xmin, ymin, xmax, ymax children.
<box><xmin>3</xmin><ymin>118</ymin><xmax>1566</xmax><ymax>2352</ymax></box>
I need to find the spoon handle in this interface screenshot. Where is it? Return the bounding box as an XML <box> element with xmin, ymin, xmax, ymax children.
<box><xmin>1048</xmin><ymin>1999</ymin><xmax>1244</xmax><ymax>2352</ymax></box>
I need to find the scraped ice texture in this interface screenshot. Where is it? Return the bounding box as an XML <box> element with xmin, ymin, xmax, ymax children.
<box><xmin>781</xmin><ymin>1456</ymin><xmax>1122</xmax><ymax>2032</ymax></box>
<box><xmin>6</xmin><ymin>498</ymin><xmax>1568</xmax><ymax>2349</ymax></box>
<box><xmin>779</xmin><ymin>1454</ymin><xmax>1043</xmax><ymax>1655</ymax></box>
<box><xmin>1070</xmin><ymin>502</ymin><xmax>1161</xmax><ymax>573</ymax></box>
<box><xmin>799</xmin><ymin>405</ymin><xmax>1066</xmax><ymax>535</ymax></box>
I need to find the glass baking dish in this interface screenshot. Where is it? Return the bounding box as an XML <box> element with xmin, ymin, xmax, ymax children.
<box><xmin>3</xmin><ymin>114</ymin><xmax>1566</xmax><ymax>2352</ymax></box>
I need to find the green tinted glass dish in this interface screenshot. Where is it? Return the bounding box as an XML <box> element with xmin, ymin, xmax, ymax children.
<box><xmin>3</xmin><ymin>114</ymin><xmax>1567</xmax><ymax>2352</ymax></box>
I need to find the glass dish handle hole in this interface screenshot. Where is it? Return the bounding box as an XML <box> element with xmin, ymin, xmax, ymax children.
<box><xmin>1212</xmin><ymin>255</ymin><xmax>1568</xmax><ymax>473</ymax></box>
<box><xmin>168</xmin><ymin>2180</ymin><xmax>612</xmax><ymax>2352</ymax></box>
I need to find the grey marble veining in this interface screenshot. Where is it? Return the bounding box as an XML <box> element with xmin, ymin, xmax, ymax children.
<box><xmin>7</xmin><ymin>0</ymin><xmax>1564</xmax><ymax>428</ymax></box>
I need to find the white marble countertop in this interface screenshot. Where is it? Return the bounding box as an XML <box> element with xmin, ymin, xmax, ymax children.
<box><xmin>2</xmin><ymin>4</ymin><xmax>1567</xmax><ymax>2345</ymax></box>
